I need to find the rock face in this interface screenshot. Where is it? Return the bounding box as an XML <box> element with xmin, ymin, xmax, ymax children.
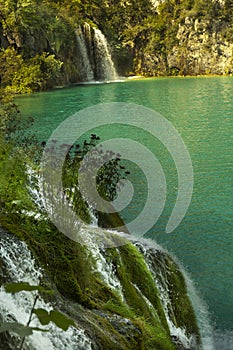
<box><xmin>134</xmin><ymin>15</ymin><xmax>233</xmax><ymax>77</ymax></box>
<box><xmin>167</xmin><ymin>17</ymin><xmax>233</xmax><ymax>75</ymax></box>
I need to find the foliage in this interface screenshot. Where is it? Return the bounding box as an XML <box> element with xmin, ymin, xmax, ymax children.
<box><xmin>0</xmin><ymin>322</ymin><xmax>48</xmax><ymax>338</ymax></box>
<box><xmin>33</xmin><ymin>309</ymin><xmax>75</xmax><ymax>330</ymax></box>
<box><xmin>0</xmin><ymin>138</ymin><xmax>33</xmax><ymax>213</ymax></box>
<box><xmin>4</xmin><ymin>281</ymin><xmax>54</xmax><ymax>294</ymax></box>
<box><xmin>0</xmin><ymin>282</ymin><xmax>75</xmax><ymax>349</ymax></box>
<box><xmin>62</xmin><ymin>134</ymin><xmax>130</xmax><ymax>201</ymax></box>
<box><xmin>0</xmin><ymin>0</ymin><xmax>232</xmax><ymax>93</ymax></box>
<box><xmin>0</xmin><ymin>47</ymin><xmax>62</xmax><ymax>94</ymax></box>
<box><xmin>39</xmin><ymin>134</ymin><xmax>130</xmax><ymax>222</ymax></box>
<box><xmin>0</xmin><ymin>102</ymin><xmax>130</xmax><ymax>310</ymax></box>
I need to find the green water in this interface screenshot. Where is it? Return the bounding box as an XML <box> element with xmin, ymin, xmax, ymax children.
<box><xmin>17</xmin><ymin>77</ymin><xmax>233</xmax><ymax>343</ymax></box>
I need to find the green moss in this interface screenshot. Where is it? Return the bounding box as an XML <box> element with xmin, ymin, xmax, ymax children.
<box><xmin>92</xmin><ymin>313</ymin><xmax>141</xmax><ymax>350</ymax></box>
<box><xmin>162</xmin><ymin>255</ymin><xmax>200</xmax><ymax>337</ymax></box>
<box><xmin>97</xmin><ymin>209</ymin><xmax>129</xmax><ymax>233</ymax></box>
<box><xmin>0</xmin><ymin>126</ymin><xmax>200</xmax><ymax>349</ymax></box>
<box><xmin>102</xmin><ymin>245</ymin><xmax>176</xmax><ymax>349</ymax></box>
<box><xmin>119</xmin><ymin>244</ymin><xmax>168</xmax><ymax>326</ymax></box>
<box><xmin>0</xmin><ymin>214</ymin><xmax>94</xmax><ymax>306</ymax></box>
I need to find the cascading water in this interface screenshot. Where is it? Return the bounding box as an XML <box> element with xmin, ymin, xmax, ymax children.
<box><xmin>91</xmin><ymin>233</ymin><xmax>207</xmax><ymax>350</ymax></box>
<box><xmin>0</xmin><ymin>219</ymin><xmax>214</xmax><ymax>349</ymax></box>
<box><xmin>1</xmin><ymin>166</ymin><xmax>214</xmax><ymax>349</ymax></box>
<box><xmin>92</xmin><ymin>28</ymin><xmax>118</xmax><ymax>81</ymax></box>
<box><xmin>23</xmin><ymin>166</ymin><xmax>214</xmax><ymax>349</ymax></box>
<box><xmin>75</xmin><ymin>23</ymin><xmax>118</xmax><ymax>82</ymax></box>
<box><xmin>75</xmin><ymin>27</ymin><xmax>94</xmax><ymax>82</ymax></box>
<box><xmin>133</xmin><ymin>240</ymin><xmax>198</xmax><ymax>349</ymax></box>
<box><xmin>182</xmin><ymin>269</ymin><xmax>215</xmax><ymax>350</ymax></box>
<box><xmin>0</xmin><ymin>229</ymin><xmax>92</xmax><ymax>350</ymax></box>
<box><xmin>130</xmin><ymin>237</ymin><xmax>215</xmax><ymax>350</ymax></box>
<box><xmin>80</xmin><ymin>225</ymin><xmax>213</xmax><ymax>350</ymax></box>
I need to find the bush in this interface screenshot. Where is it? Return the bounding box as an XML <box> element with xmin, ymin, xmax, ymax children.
<box><xmin>0</xmin><ymin>47</ymin><xmax>62</xmax><ymax>94</ymax></box>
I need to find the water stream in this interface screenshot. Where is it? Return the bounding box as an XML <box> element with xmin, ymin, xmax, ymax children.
<box><xmin>75</xmin><ymin>23</ymin><xmax>118</xmax><ymax>82</ymax></box>
<box><xmin>0</xmin><ymin>229</ymin><xmax>92</xmax><ymax>350</ymax></box>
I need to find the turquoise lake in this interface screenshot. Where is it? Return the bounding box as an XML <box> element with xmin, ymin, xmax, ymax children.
<box><xmin>16</xmin><ymin>76</ymin><xmax>233</xmax><ymax>348</ymax></box>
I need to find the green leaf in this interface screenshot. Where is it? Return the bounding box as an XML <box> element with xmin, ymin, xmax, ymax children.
<box><xmin>5</xmin><ymin>282</ymin><xmax>54</xmax><ymax>295</ymax></box>
<box><xmin>50</xmin><ymin>310</ymin><xmax>75</xmax><ymax>331</ymax></box>
<box><xmin>33</xmin><ymin>309</ymin><xmax>75</xmax><ymax>331</ymax></box>
<box><xmin>5</xmin><ymin>282</ymin><xmax>39</xmax><ymax>293</ymax></box>
<box><xmin>31</xmin><ymin>327</ymin><xmax>50</xmax><ymax>333</ymax></box>
<box><xmin>0</xmin><ymin>322</ymin><xmax>33</xmax><ymax>337</ymax></box>
<box><xmin>33</xmin><ymin>309</ymin><xmax>50</xmax><ymax>325</ymax></box>
<box><xmin>0</xmin><ymin>322</ymin><xmax>49</xmax><ymax>338</ymax></box>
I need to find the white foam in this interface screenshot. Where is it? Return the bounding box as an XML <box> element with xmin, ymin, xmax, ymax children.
<box><xmin>0</xmin><ymin>231</ymin><xmax>92</xmax><ymax>350</ymax></box>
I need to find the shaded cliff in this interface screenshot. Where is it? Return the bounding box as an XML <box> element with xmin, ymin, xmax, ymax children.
<box><xmin>131</xmin><ymin>1</ymin><xmax>233</xmax><ymax>76</ymax></box>
<box><xmin>136</xmin><ymin>15</ymin><xmax>233</xmax><ymax>76</ymax></box>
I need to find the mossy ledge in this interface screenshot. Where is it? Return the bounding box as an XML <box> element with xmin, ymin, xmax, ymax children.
<box><xmin>0</xmin><ymin>108</ymin><xmax>201</xmax><ymax>349</ymax></box>
<box><xmin>0</xmin><ymin>205</ymin><xmax>201</xmax><ymax>349</ymax></box>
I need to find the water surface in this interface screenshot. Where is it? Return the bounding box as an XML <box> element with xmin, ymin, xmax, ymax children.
<box><xmin>17</xmin><ymin>76</ymin><xmax>233</xmax><ymax>348</ymax></box>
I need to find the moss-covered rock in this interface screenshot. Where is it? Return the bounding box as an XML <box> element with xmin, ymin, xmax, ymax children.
<box><xmin>0</xmin><ymin>101</ymin><xmax>201</xmax><ymax>349</ymax></box>
<box><xmin>0</xmin><ymin>210</ymin><xmax>201</xmax><ymax>349</ymax></box>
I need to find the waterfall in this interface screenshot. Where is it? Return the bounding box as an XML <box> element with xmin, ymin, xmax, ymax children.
<box><xmin>75</xmin><ymin>23</ymin><xmax>118</xmax><ymax>82</ymax></box>
<box><xmin>181</xmin><ymin>267</ymin><xmax>215</xmax><ymax>350</ymax></box>
<box><xmin>87</xmin><ymin>231</ymin><xmax>215</xmax><ymax>350</ymax></box>
<box><xmin>1</xmin><ymin>165</ymin><xmax>214</xmax><ymax>349</ymax></box>
<box><xmin>0</xmin><ymin>222</ymin><xmax>215</xmax><ymax>349</ymax></box>
<box><xmin>75</xmin><ymin>27</ymin><xmax>94</xmax><ymax>82</ymax></box>
<box><xmin>0</xmin><ymin>229</ymin><xmax>92</xmax><ymax>350</ymax></box>
<box><xmin>213</xmin><ymin>330</ymin><xmax>233</xmax><ymax>350</ymax></box>
<box><xmin>129</xmin><ymin>237</ymin><xmax>215</xmax><ymax>350</ymax></box>
<box><xmin>93</xmin><ymin>28</ymin><xmax>118</xmax><ymax>81</ymax></box>
<box><xmin>88</xmin><ymin>206</ymin><xmax>98</xmax><ymax>228</ymax></box>
<box><xmin>90</xmin><ymin>244</ymin><xmax>125</xmax><ymax>302</ymax></box>
<box><xmin>133</xmin><ymin>240</ymin><xmax>197</xmax><ymax>349</ymax></box>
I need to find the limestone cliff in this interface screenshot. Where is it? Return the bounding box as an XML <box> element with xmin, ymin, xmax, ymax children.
<box><xmin>132</xmin><ymin>2</ymin><xmax>233</xmax><ymax>76</ymax></box>
<box><xmin>136</xmin><ymin>16</ymin><xmax>233</xmax><ymax>76</ymax></box>
<box><xmin>167</xmin><ymin>17</ymin><xmax>233</xmax><ymax>75</ymax></box>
